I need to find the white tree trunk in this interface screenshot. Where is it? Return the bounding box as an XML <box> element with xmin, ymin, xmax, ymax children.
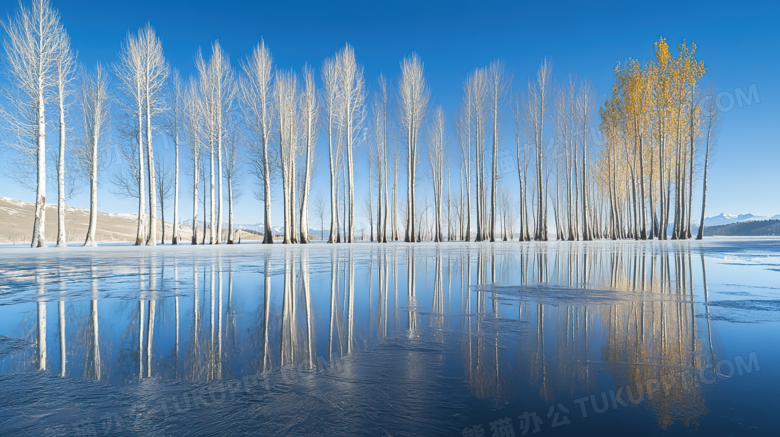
<box><xmin>227</xmin><ymin>179</ymin><xmax>234</xmax><ymax>243</ymax></box>
<box><xmin>192</xmin><ymin>156</ymin><xmax>199</xmax><ymax>245</ymax></box>
<box><xmin>57</xmin><ymin>74</ymin><xmax>67</xmax><ymax>247</ymax></box>
<box><xmin>84</xmin><ymin>148</ymin><xmax>98</xmax><ymax>246</ymax></box>
<box><xmin>173</xmin><ymin>130</ymin><xmax>180</xmax><ymax>244</ymax></box>
<box><xmin>145</xmin><ymin>77</ymin><xmax>157</xmax><ymax>246</ymax></box>
<box><xmin>135</xmin><ymin>103</ymin><xmax>146</xmax><ymax>245</ymax></box>
<box><xmin>300</xmin><ymin>129</ymin><xmax>313</xmax><ymax>244</ymax></box>
<box><xmin>32</xmin><ymin>81</ymin><xmax>47</xmax><ymax>248</ymax></box>
<box><xmin>327</xmin><ymin>123</ymin><xmax>337</xmax><ymax>243</ymax></box>
<box><xmin>210</xmin><ymin>143</ymin><xmax>216</xmax><ymax>244</ymax></box>
<box><xmin>216</xmin><ymin>111</ymin><xmax>223</xmax><ymax>245</ymax></box>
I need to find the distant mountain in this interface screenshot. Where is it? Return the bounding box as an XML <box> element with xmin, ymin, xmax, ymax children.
<box><xmin>704</xmin><ymin>213</ymin><xmax>740</xmax><ymax>226</ymax></box>
<box><xmin>184</xmin><ymin>220</ymin><xmax>277</xmax><ymax>234</ymax></box>
<box><xmin>183</xmin><ymin>219</ymin><xmax>326</xmax><ymax>238</ymax></box>
<box><xmin>703</xmin><ymin>213</ymin><xmax>774</xmax><ymax>227</ymax></box>
<box><xmin>703</xmin><ymin>220</ymin><xmax>780</xmax><ymax>237</ymax></box>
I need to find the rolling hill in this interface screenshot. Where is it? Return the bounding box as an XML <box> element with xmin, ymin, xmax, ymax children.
<box><xmin>0</xmin><ymin>196</ymin><xmax>196</xmax><ymax>245</ymax></box>
<box><xmin>702</xmin><ymin>219</ymin><xmax>780</xmax><ymax>237</ymax></box>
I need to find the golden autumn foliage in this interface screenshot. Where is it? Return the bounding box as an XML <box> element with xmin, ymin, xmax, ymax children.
<box><xmin>596</xmin><ymin>38</ymin><xmax>706</xmax><ymax>240</ymax></box>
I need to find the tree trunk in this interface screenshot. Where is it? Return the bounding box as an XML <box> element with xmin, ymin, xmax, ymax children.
<box><xmin>697</xmin><ymin>120</ymin><xmax>712</xmax><ymax>240</ymax></box>
<box><xmin>173</xmin><ymin>130</ymin><xmax>180</xmax><ymax>244</ymax></box>
<box><xmin>686</xmin><ymin>114</ymin><xmax>696</xmax><ymax>239</ymax></box>
<box><xmin>84</xmin><ymin>137</ymin><xmax>99</xmax><ymax>247</ymax></box>
<box><xmin>262</xmin><ymin>134</ymin><xmax>273</xmax><ymax>243</ymax></box>
<box><xmin>216</xmin><ymin>114</ymin><xmax>223</xmax><ymax>245</ymax></box>
<box><xmin>145</xmin><ymin>79</ymin><xmax>157</xmax><ymax>246</ymax></box>
<box><xmin>135</xmin><ymin>102</ymin><xmax>146</xmax><ymax>246</ymax></box>
<box><xmin>192</xmin><ymin>154</ymin><xmax>199</xmax><ymax>245</ymax></box>
<box><xmin>31</xmin><ymin>80</ymin><xmax>47</xmax><ymax>248</ymax></box>
<box><xmin>228</xmin><ymin>178</ymin><xmax>234</xmax><ymax>244</ymax></box>
<box><xmin>160</xmin><ymin>185</ymin><xmax>165</xmax><ymax>244</ymax></box>
<box><xmin>210</xmin><ymin>144</ymin><xmax>216</xmax><ymax>244</ymax></box>
<box><xmin>638</xmin><ymin>135</ymin><xmax>647</xmax><ymax>239</ymax></box>
<box><xmin>290</xmin><ymin>149</ymin><xmax>298</xmax><ymax>244</ymax></box>
<box><xmin>381</xmin><ymin>117</ymin><xmax>389</xmax><ymax>242</ymax></box>
<box><xmin>405</xmin><ymin>126</ymin><xmax>413</xmax><ymax>243</ymax></box>
<box><xmin>490</xmin><ymin>96</ymin><xmax>497</xmax><ymax>242</ymax></box>
<box><xmin>57</xmin><ymin>78</ymin><xmax>67</xmax><ymax>247</ymax></box>
<box><xmin>300</xmin><ymin>122</ymin><xmax>313</xmax><ymax>244</ymax></box>
<box><xmin>347</xmin><ymin>117</ymin><xmax>355</xmax><ymax>243</ymax></box>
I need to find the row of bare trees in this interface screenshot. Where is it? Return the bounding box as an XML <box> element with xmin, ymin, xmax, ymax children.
<box><xmin>359</xmin><ymin>44</ymin><xmax>718</xmax><ymax>242</ymax></box>
<box><xmin>0</xmin><ymin>1</ymin><xmax>241</xmax><ymax>248</ymax></box>
<box><xmin>358</xmin><ymin>46</ymin><xmax>718</xmax><ymax>242</ymax></box>
<box><xmin>0</xmin><ymin>1</ymin><xmax>721</xmax><ymax>247</ymax></box>
<box><xmin>1</xmin><ymin>0</ymin><xmax>111</xmax><ymax>247</ymax></box>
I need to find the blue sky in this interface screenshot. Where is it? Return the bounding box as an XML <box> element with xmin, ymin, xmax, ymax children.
<box><xmin>1</xmin><ymin>0</ymin><xmax>778</xmax><ymax>226</ymax></box>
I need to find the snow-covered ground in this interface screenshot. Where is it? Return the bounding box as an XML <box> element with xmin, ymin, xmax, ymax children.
<box><xmin>0</xmin><ymin>197</ymin><xmax>270</xmax><ymax>245</ymax></box>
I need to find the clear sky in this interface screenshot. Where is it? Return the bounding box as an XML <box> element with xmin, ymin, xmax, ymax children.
<box><xmin>0</xmin><ymin>0</ymin><xmax>778</xmax><ymax>226</ymax></box>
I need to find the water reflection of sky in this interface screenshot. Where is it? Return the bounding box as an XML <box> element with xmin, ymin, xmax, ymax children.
<box><xmin>0</xmin><ymin>240</ymin><xmax>778</xmax><ymax>436</ymax></box>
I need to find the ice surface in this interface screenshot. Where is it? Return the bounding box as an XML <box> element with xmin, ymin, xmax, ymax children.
<box><xmin>0</xmin><ymin>239</ymin><xmax>779</xmax><ymax>436</ymax></box>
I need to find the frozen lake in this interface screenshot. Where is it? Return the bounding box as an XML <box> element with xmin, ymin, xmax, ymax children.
<box><xmin>0</xmin><ymin>239</ymin><xmax>778</xmax><ymax>436</ymax></box>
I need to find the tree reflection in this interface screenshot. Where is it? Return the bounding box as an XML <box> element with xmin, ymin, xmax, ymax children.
<box><xmin>4</xmin><ymin>242</ymin><xmax>721</xmax><ymax>432</ymax></box>
<box><xmin>84</xmin><ymin>264</ymin><xmax>100</xmax><ymax>380</ymax></box>
<box><xmin>37</xmin><ymin>274</ymin><xmax>46</xmax><ymax>371</ymax></box>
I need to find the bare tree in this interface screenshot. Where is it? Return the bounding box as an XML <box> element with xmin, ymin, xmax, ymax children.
<box><xmin>195</xmin><ymin>48</ymin><xmax>217</xmax><ymax>243</ymax></box>
<box><xmin>239</xmin><ymin>40</ymin><xmax>274</xmax><ymax>244</ymax></box>
<box><xmin>197</xmin><ymin>41</ymin><xmax>232</xmax><ymax>244</ymax></box>
<box><xmin>184</xmin><ymin>77</ymin><xmax>204</xmax><ymax>244</ymax></box>
<box><xmin>513</xmin><ymin>94</ymin><xmax>531</xmax><ymax>241</ymax></box>
<box><xmin>398</xmin><ymin>54</ymin><xmax>429</xmax><ymax>242</ymax></box>
<box><xmin>1</xmin><ymin>0</ymin><xmax>69</xmax><ymax>247</ymax></box>
<box><xmin>54</xmin><ymin>30</ymin><xmax>75</xmax><ymax>247</ymax></box>
<box><xmin>274</xmin><ymin>70</ymin><xmax>299</xmax><ymax>244</ymax></box>
<box><xmin>199</xmin><ymin>153</ymin><xmax>207</xmax><ymax>243</ymax></box>
<box><xmin>427</xmin><ymin>107</ymin><xmax>446</xmax><ymax>242</ymax></box>
<box><xmin>75</xmin><ymin>64</ymin><xmax>110</xmax><ymax>247</ymax></box>
<box><xmin>576</xmin><ymin>80</ymin><xmax>595</xmax><ymax>240</ymax></box>
<box><xmin>456</xmin><ymin>99</ymin><xmax>472</xmax><ymax>241</ymax></box>
<box><xmin>299</xmin><ymin>65</ymin><xmax>318</xmax><ymax>243</ymax></box>
<box><xmin>223</xmin><ymin>116</ymin><xmax>243</xmax><ymax>243</ymax></box>
<box><xmin>139</xmin><ymin>24</ymin><xmax>169</xmax><ymax>246</ymax></box>
<box><xmin>322</xmin><ymin>56</ymin><xmax>340</xmax><ymax>243</ymax></box>
<box><xmin>114</xmin><ymin>26</ymin><xmax>147</xmax><ymax>245</ymax></box>
<box><xmin>487</xmin><ymin>60</ymin><xmax>511</xmax><ymax>242</ymax></box>
<box><xmin>464</xmin><ymin>68</ymin><xmax>487</xmax><ymax>241</ymax></box>
<box><xmin>155</xmin><ymin>153</ymin><xmax>172</xmax><ymax>244</ymax></box>
<box><xmin>313</xmin><ymin>194</ymin><xmax>327</xmax><ymax>241</ymax></box>
<box><xmin>696</xmin><ymin>86</ymin><xmax>721</xmax><ymax>240</ymax></box>
<box><xmin>198</xmin><ymin>150</ymin><xmax>211</xmax><ymax>245</ymax></box>
<box><xmin>392</xmin><ymin>139</ymin><xmax>400</xmax><ymax>240</ymax></box>
<box><xmin>166</xmin><ymin>69</ymin><xmax>184</xmax><ymax>244</ymax></box>
<box><xmin>365</xmin><ymin>122</ymin><xmax>374</xmax><ymax>242</ymax></box>
<box><xmin>526</xmin><ymin>59</ymin><xmax>552</xmax><ymax>240</ymax></box>
<box><xmin>339</xmin><ymin>151</ymin><xmax>347</xmax><ymax>242</ymax></box>
<box><xmin>446</xmin><ymin>166</ymin><xmax>454</xmax><ymax>240</ymax></box>
<box><xmin>372</xmin><ymin>74</ymin><xmax>389</xmax><ymax>243</ymax></box>
<box><xmin>337</xmin><ymin>45</ymin><xmax>366</xmax><ymax>243</ymax></box>
<box><xmin>497</xmin><ymin>184</ymin><xmax>514</xmax><ymax>240</ymax></box>
<box><xmin>361</xmin><ymin>195</ymin><xmax>373</xmax><ymax>241</ymax></box>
